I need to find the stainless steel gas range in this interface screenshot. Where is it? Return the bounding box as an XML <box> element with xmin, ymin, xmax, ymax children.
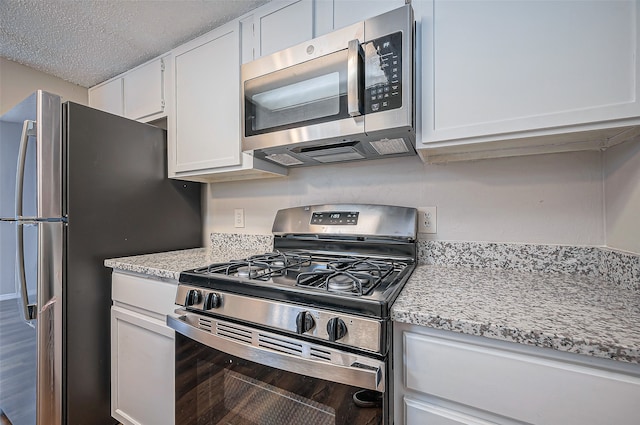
<box><xmin>167</xmin><ymin>204</ymin><xmax>417</xmax><ymax>425</ymax></box>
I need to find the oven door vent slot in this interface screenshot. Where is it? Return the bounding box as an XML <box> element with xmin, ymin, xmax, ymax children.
<box><xmin>216</xmin><ymin>322</ymin><xmax>253</xmax><ymax>344</ymax></box>
<box><xmin>258</xmin><ymin>334</ymin><xmax>303</xmax><ymax>357</ymax></box>
<box><xmin>309</xmin><ymin>347</ymin><xmax>332</xmax><ymax>361</ymax></box>
<box><xmin>197</xmin><ymin>317</ymin><xmax>213</xmax><ymax>332</ymax></box>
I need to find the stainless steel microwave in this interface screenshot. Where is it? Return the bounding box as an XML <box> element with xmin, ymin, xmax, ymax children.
<box><xmin>241</xmin><ymin>5</ymin><xmax>415</xmax><ymax>167</ymax></box>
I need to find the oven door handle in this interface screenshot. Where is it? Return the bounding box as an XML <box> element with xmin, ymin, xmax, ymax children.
<box><xmin>167</xmin><ymin>313</ymin><xmax>385</xmax><ymax>392</ymax></box>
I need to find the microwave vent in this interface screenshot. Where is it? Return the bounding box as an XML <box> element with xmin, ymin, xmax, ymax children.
<box><xmin>310</xmin><ymin>148</ymin><xmax>365</xmax><ymax>163</ymax></box>
<box><xmin>369</xmin><ymin>138</ymin><xmax>409</xmax><ymax>155</ymax></box>
<box><xmin>266</xmin><ymin>153</ymin><xmax>305</xmax><ymax>166</ymax></box>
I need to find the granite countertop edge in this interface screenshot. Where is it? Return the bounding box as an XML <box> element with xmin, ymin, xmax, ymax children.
<box><xmin>105</xmin><ymin>248</ymin><xmax>640</xmax><ymax>364</ymax></box>
<box><xmin>392</xmin><ymin>265</ymin><xmax>640</xmax><ymax>364</ymax></box>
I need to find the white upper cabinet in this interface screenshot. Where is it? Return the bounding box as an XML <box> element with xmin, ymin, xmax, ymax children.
<box><xmin>168</xmin><ymin>21</ymin><xmax>286</xmax><ymax>182</ymax></box>
<box><xmin>416</xmin><ymin>0</ymin><xmax>640</xmax><ymax>162</ymax></box>
<box><xmin>258</xmin><ymin>0</ymin><xmax>314</xmax><ymax>57</ymax></box>
<box><xmin>89</xmin><ymin>54</ymin><xmax>169</xmax><ymax>123</ymax></box>
<box><xmin>123</xmin><ymin>57</ymin><xmax>167</xmax><ymax>121</ymax></box>
<box><xmin>88</xmin><ymin>78</ymin><xmax>123</xmax><ymax>116</ymax></box>
<box><xmin>242</xmin><ymin>0</ymin><xmax>319</xmax><ymax>63</ymax></box>
<box><xmin>332</xmin><ymin>0</ymin><xmax>406</xmax><ymax>30</ymax></box>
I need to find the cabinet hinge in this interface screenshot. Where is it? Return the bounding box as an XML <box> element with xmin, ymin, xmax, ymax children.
<box><xmin>160</xmin><ymin>58</ymin><xmax>165</xmax><ymax>72</ymax></box>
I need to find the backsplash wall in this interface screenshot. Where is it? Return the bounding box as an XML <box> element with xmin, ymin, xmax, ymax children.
<box><xmin>204</xmin><ymin>149</ymin><xmax>607</xmax><ymax>247</ymax></box>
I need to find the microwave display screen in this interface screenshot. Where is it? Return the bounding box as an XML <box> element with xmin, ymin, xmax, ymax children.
<box><xmin>363</xmin><ymin>32</ymin><xmax>403</xmax><ymax>114</ymax></box>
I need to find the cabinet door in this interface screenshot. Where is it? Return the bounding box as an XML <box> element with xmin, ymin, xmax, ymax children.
<box><xmin>256</xmin><ymin>0</ymin><xmax>314</xmax><ymax>57</ymax></box>
<box><xmin>123</xmin><ymin>57</ymin><xmax>166</xmax><ymax>121</ymax></box>
<box><xmin>171</xmin><ymin>22</ymin><xmax>242</xmax><ymax>173</ymax></box>
<box><xmin>88</xmin><ymin>78</ymin><xmax>123</xmax><ymax>116</ymax></box>
<box><xmin>333</xmin><ymin>0</ymin><xmax>406</xmax><ymax>30</ymax></box>
<box><xmin>422</xmin><ymin>0</ymin><xmax>640</xmax><ymax>145</ymax></box>
<box><xmin>111</xmin><ymin>306</ymin><xmax>174</xmax><ymax>425</ymax></box>
<box><xmin>403</xmin><ymin>331</ymin><xmax>640</xmax><ymax>425</ymax></box>
<box><xmin>405</xmin><ymin>398</ymin><xmax>496</xmax><ymax>425</ymax></box>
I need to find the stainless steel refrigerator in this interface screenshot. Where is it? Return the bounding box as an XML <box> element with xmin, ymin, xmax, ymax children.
<box><xmin>0</xmin><ymin>91</ymin><xmax>202</xmax><ymax>425</ymax></box>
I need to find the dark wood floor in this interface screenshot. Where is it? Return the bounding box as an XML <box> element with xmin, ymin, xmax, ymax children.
<box><xmin>0</xmin><ymin>298</ymin><xmax>37</xmax><ymax>425</ymax></box>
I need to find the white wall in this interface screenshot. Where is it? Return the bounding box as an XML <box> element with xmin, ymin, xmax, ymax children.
<box><xmin>204</xmin><ymin>149</ymin><xmax>605</xmax><ymax>247</ymax></box>
<box><xmin>0</xmin><ymin>57</ymin><xmax>87</xmax><ymax>115</ymax></box>
<box><xmin>604</xmin><ymin>138</ymin><xmax>640</xmax><ymax>254</ymax></box>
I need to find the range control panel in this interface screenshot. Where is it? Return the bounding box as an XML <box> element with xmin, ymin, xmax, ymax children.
<box><xmin>311</xmin><ymin>211</ymin><xmax>359</xmax><ymax>225</ymax></box>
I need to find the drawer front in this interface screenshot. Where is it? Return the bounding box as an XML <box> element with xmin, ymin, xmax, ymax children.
<box><xmin>405</xmin><ymin>398</ymin><xmax>497</xmax><ymax>425</ymax></box>
<box><xmin>404</xmin><ymin>332</ymin><xmax>640</xmax><ymax>425</ymax></box>
<box><xmin>112</xmin><ymin>272</ymin><xmax>177</xmax><ymax>316</ymax></box>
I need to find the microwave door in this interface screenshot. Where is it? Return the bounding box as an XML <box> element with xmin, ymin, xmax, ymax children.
<box><xmin>242</xmin><ymin>48</ymin><xmax>364</xmax><ymax>153</ymax></box>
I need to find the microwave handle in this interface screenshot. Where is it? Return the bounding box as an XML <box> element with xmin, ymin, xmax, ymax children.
<box><xmin>347</xmin><ymin>39</ymin><xmax>363</xmax><ymax>117</ymax></box>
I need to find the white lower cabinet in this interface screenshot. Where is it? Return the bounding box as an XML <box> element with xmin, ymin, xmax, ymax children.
<box><xmin>404</xmin><ymin>398</ymin><xmax>495</xmax><ymax>425</ymax></box>
<box><xmin>394</xmin><ymin>323</ymin><xmax>640</xmax><ymax>425</ymax></box>
<box><xmin>111</xmin><ymin>272</ymin><xmax>177</xmax><ymax>425</ymax></box>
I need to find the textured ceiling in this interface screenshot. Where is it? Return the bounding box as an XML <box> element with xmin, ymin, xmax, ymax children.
<box><xmin>0</xmin><ymin>0</ymin><xmax>270</xmax><ymax>88</ymax></box>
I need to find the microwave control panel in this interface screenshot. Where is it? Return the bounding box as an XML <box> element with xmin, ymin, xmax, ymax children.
<box><xmin>363</xmin><ymin>32</ymin><xmax>403</xmax><ymax>114</ymax></box>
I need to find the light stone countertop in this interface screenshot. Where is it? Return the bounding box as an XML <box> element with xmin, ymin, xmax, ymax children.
<box><xmin>392</xmin><ymin>265</ymin><xmax>640</xmax><ymax>364</ymax></box>
<box><xmin>105</xmin><ymin>247</ymin><xmax>640</xmax><ymax>364</ymax></box>
<box><xmin>104</xmin><ymin>247</ymin><xmax>265</xmax><ymax>281</ymax></box>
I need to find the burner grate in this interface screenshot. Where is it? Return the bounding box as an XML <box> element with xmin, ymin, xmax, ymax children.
<box><xmin>201</xmin><ymin>251</ymin><xmax>313</xmax><ymax>281</ymax></box>
<box><xmin>295</xmin><ymin>258</ymin><xmax>405</xmax><ymax>296</ymax></box>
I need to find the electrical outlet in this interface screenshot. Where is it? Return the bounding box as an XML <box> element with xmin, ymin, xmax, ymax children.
<box><xmin>418</xmin><ymin>206</ymin><xmax>437</xmax><ymax>234</ymax></box>
<box><xmin>234</xmin><ymin>208</ymin><xmax>245</xmax><ymax>228</ymax></box>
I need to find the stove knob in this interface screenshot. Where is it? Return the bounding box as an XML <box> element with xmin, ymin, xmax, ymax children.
<box><xmin>295</xmin><ymin>311</ymin><xmax>315</xmax><ymax>334</ymax></box>
<box><xmin>326</xmin><ymin>317</ymin><xmax>347</xmax><ymax>342</ymax></box>
<box><xmin>203</xmin><ymin>292</ymin><xmax>222</xmax><ymax>310</ymax></box>
<box><xmin>185</xmin><ymin>289</ymin><xmax>201</xmax><ymax>306</ymax></box>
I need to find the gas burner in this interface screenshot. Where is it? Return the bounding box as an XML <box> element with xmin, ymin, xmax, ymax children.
<box><xmin>247</xmin><ymin>251</ymin><xmax>312</xmax><ymax>271</ymax></box>
<box><xmin>237</xmin><ymin>265</ymin><xmax>264</xmax><ymax>279</ymax></box>
<box><xmin>327</xmin><ymin>273</ymin><xmax>370</xmax><ymax>293</ymax></box>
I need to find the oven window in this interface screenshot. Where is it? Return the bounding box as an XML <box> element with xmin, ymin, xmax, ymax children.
<box><xmin>176</xmin><ymin>333</ymin><xmax>383</xmax><ymax>425</ymax></box>
<box><xmin>244</xmin><ymin>50</ymin><xmax>351</xmax><ymax>137</ymax></box>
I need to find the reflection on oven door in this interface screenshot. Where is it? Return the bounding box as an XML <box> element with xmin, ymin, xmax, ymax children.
<box><xmin>223</xmin><ymin>370</ymin><xmax>335</xmax><ymax>424</ymax></box>
<box><xmin>176</xmin><ymin>334</ymin><xmax>382</xmax><ymax>425</ymax></box>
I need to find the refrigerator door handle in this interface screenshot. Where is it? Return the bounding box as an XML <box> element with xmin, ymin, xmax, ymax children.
<box><xmin>15</xmin><ymin>120</ymin><xmax>36</xmax><ymax>219</ymax></box>
<box><xmin>16</xmin><ymin>222</ymin><xmax>37</xmax><ymax>321</ymax></box>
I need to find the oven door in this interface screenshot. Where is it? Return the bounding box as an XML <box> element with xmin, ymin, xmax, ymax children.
<box><xmin>168</xmin><ymin>313</ymin><xmax>387</xmax><ymax>425</ymax></box>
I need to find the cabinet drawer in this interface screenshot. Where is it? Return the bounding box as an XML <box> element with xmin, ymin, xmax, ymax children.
<box><xmin>112</xmin><ymin>272</ymin><xmax>177</xmax><ymax>316</ymax></box>
<box><xmin>405</xmin><ymin>398</ymin><xmax>496</xmax><ymax>425</ymax></box>
<box><xmin>404</xmin><ymin>332</ymin><xmax>640</xmax><ymax>425</ymax></box>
